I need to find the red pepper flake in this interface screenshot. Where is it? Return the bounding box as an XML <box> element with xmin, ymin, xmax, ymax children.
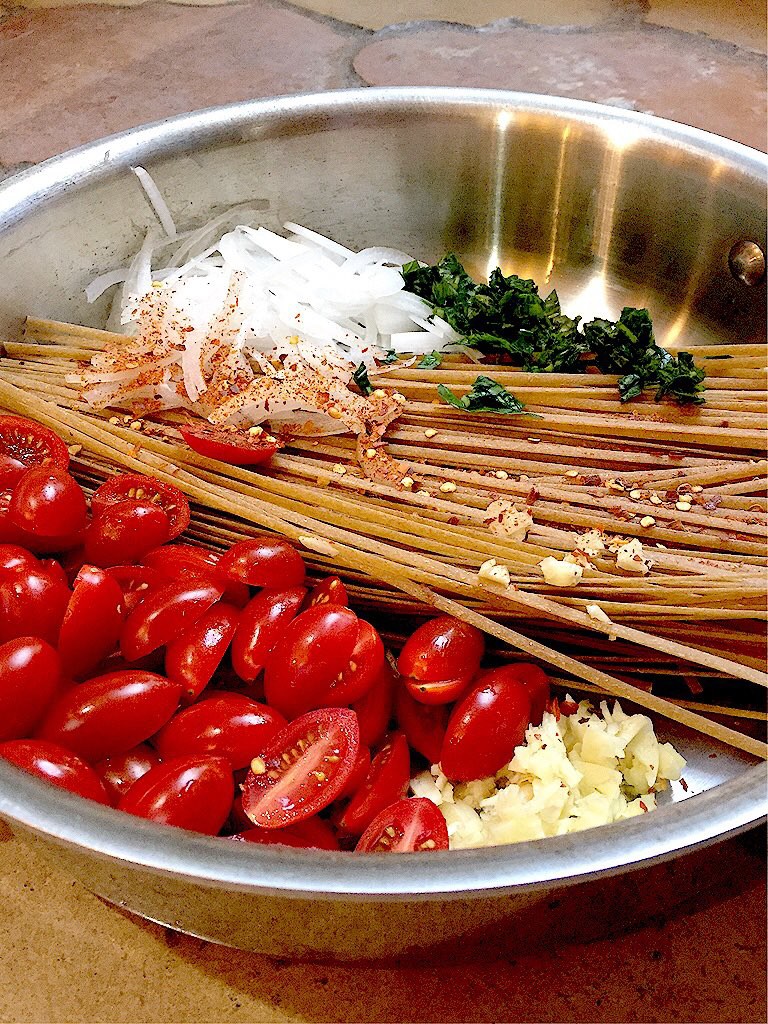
<box><xmin>546</xmin><ymin>697</ymin><xmax>561</xmax><ymax>721</ymax></box>
<box><xmin>560</xmin><ymin>700</ymin><xmax>579</xmax><ymax>716</ymax></box>
<box><xmin>680</xmin><ymin>778</ymin><xmax>689</xmax><ymax>792</ymax></box>
<box><xmin>448</xmin><ymin>516</ymin><xmax>460</xmax><ymax>526</ymax></box>
<box><xmin>719</xmin><ymin>420</ymin><xmax>730</xmax><ymax>428</ymax></box>
<box><xmin>704</xmin><ymin>497</ymin><xmax>723</xmax><ymax>511</ymax></box>
<box><xmin>526</xmin><ymin>487</ymin><xmax>540</xmax><ymax>504</ymax></box>
<box><xmin>583</xmin><ymin>474</ymin><xmax>602</xmax><ymax>487</ymax></box>
<box><xmin>639</xmin><ymin>800</ymin><xmax>649</xmax><ymax>812</ymax></box>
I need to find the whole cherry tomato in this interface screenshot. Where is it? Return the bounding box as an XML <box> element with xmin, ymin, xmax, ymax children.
<box><xmin>120</xmin><ymin>579</ymin><xmax>224</xmax><ymax>661</ymax></box>
<box><xmin>0</xmin><ymin>560</ymin><xmax>70</xmax><ymax>645</ymax></box>
<box><xmin>36</xmin><ymin>670</ymin><xmax>182</xmax><ymax>762</ymax></box>
<box><xmin>9</xmin><ymin>466</ymin><xmax>87</xmax><ymax>538</ymax></box>
<box><xmin>352</xmin><ymin>659</ymin><xmax>396</xmax><ymax>749</ymax></box>
<box><xmin>439</xmin><ymin>667</ymin><xmax>533</xmax><ymax>782</ymax></box>
<box><xmin>0</xmin><ymin>636</ymin><xmax>61</xmax><ymax>741</ymax></box>
<box><xmin>230</xmin><ymin>587</ymin><xmax>306</xmax><ymax>684</ymax></box>
<box><xmin>0</xmin><ymin>739</ymin><xmax>110</xmax><ymax>805</ymax></box>
<box><xmin>84</xmin><ymin>499</ymin><xmax>170</xmax><ymax>567</ymax></box>
<box><xmin>91</xmin><ymin>474</ymin><xmax>190</xmax><ymax>540</ymax></box>
<box><xmin>180</xmin><ymin>425</ymin><xmax>280</xmax><ymax>466</ymax></box>
<box><xmin>230</xmin><ymin>816</ymin><xmax>340</xmax><ymax>850</ymax></box>
<box><xmin>263</xmin><ymin>606</ymin><xmax>360</xmax><ymax>719</ymax></box>
<box><xmin>95</xmin><ymin>742</ymin><xmax>162</xmax><ymax>802</ymax></box>
<box><xmin>302</xmin><ymin>575</ymin><xmax>348</xmax><ymax>611</ymax></box>
<box><xmin>355</xmin><ymin>798</ymin><xmax>448</xmax><ymax>853</ymax></box>
<box><xmin>218</xmin><ymin>537</ymin><xmax>305</xmax><ymax>588</ymax></box>
<box><xmin>153</xmin><ymin>694</ymin><xmax>286</xmax><ymax>769</ymax></box>
<box><xmin>57</xmin><ymin>565</ymin><xmax>125</xmax><ymax>679</ymax></box>
<box><xmin>393</xmin><ymin>684</ymin><xmax>449</xmax><ymax>765</ymax></box>
<box><xmin>165</xmin><ymin>602</ymin><xmax>240</xmax><ymax>703</ymax></box>
<box><xmin>141</xmin><ymin>544</ymin><xmax>250</xmax><ymax>607</ymax></box>
<box><xmin>118</xmin><ymin>755</ymin><xmax>233</xmax><ymax>835</ymax></box>
<box><xmin>397</xmin><ymin>616</ymin><xmax>484</xmax><ymax>703</ymax></box>
<box><xmin>503</xmin><ymin>663</ymin><xmax>550</xmax><ymax>724</ymax></box>
<box><xmin>337</xmin><ymin>732</ymin><xmax>410</xmax><ymax>837</ymax></box>
<box><xmin>0</xmin><ymin>416</ymin><xmax>69</xmax><ymax>478</ymax></box>
<box><xmin>241</xmin><ymin>708</ymin><xmax>359</xmax><ymax>828</ymax></box>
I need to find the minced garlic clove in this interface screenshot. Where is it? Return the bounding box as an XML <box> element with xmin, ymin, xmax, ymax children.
<box><xmin>539</xmin><ymin>555</ymin><xmax>583</xmax><ymax>587</ymax></box>
<box><xmin>615</xmin><ymin>538</ymin><xmax>652</xmax><ymax>574</ymax></box>
<box><xmin>574</xmin><ymin>528</ymin><xmax>605</xmax><ymax>556</ymax></box>
<box><xmin>586</xmin><ymin>603</ymin><xmax>612</xmax><ymax>624</ymax></box>
<box><xmin>478</xmin><ymin>558</ymin><xmax>511</xmax><ymax>589</ymax></box>
<box><xmin>482</xmin><ymin>499</ymin><xmax>533</xmax><ymax>541</ymax></box>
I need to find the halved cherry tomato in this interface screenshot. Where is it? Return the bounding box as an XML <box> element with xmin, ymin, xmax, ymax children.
<box><xmin>180</xmin><ymin>425</ymin><xmax>280</xmax><ymax>466</ymax></box>
<box><xmin>36</xmin><ymin>670</ymin><xmax>182</xmax><ymax>762</ymax></box>
<box><xmin>0</xmin><ymin>454</ymin><xmax>27</xmax><ymax>487</ymax></box>
<box><xmin>355</xmin><ymin>797</ymin><xmax>448</xmax><ymax>853</ymax></box>
<box><xmin>505</xmin><ymin>663</ymin><xmax>550</xmax><ymax>724</ymax></box>
<box><xmin>141</xmin><ymin>544</ymin><xmax>250</xmax><ymax>608</ymax></box>
<box><xmin>106</xmin><ymin>564</ymin><xmax>164</xmax><ymax>614</ymax></box>
<box><xmin>241</xmin><ymin>708</ymin><xmax>359</xmax><ymax>828</ymax></box>
<box><xmin>439</xmin><ymin>667</ymin><xmax>532</xmax><ymax>782</ymax></box>
<box><xmin>94</xmin><ymin>743</ymin><xmax>161</xmax><ymax>802</ymax></box>
<box><xmin>352</xmin><ymin>659</ymin><xmax>396</xmax><ymax>749</ymax></box>
<box><xmin>0</xmin><ymin>560</ymin><xmax>70</xmax><ymax>645</ymax></box>
<box><xmin>263</xmin><ymin>605</ymin><xmax>360</xmax><ymax>719</ymax></box>
<box><xmin>302</xmin><ymin>575</ymin><xmax>348</xmax><ymax>611</ymax></box>
<box><xmin>230</xmin><ymin>587</ymin><xmax>306</xmax><ymax>684</ymax></box>
<box><xmin>165</xmin><ymin>602</ymin><xmax>240</xmax><ymax>703</ymax></box>
<box><xmin>84</xmin><ymin>499</ymin><xmax>170</xmax><ymax>567</ymax></box>
<box><xmin>397</xmin><ymin>616</ymin><xmax>484</xmax><ymax>691</ymax></box>
<box><xmin>337</xmin><ymin>732</ymin><xmax>410</xmax><ymax>836</ymax></box>
<box><xmin>230</xmin><ymin>816</ymin><xmax>340</xmax><ymax>851</ymax></box>
<box><xmin>0</xmin><ymin>739</ymin><xmax>110</xmax><ymax>805</ymax></box>
<box><xmin>393</xmin><ymin>684</ymin><xmax>449</xmax><ymax>765</ymax></box>
<box><xmin>322</xmin><ymin>620</ymin><xmax>385</xmax><ymax>707</ymax></box>
<box><xmin>9</xmin><ymin>466</ymin><xmax>87</xmax><ymax>538</ymax></box>
<box><xmin>0</xmin><ymin>637</ymin><xmax>61</xmax><ymax>741</ymax></box>
<box><xmin>0</xmin><ymin>416</ymin><xmax>69</xmax><ymax>478</ymax></box>
<box><xmin>218</xmin><ymin>537</ymin><xmax>305</xmax><ymax>589</ymax></box>
<box><xmin>91</xmin><ymin>473</ymin><xmax>190</xmax><ymax>540</ymax></box>
<box><xmin>0</xmin><ymin>544</ymin><xmax>39</xmax><ymax>573</ymax></box>
<box><xmin>153</xmin><ymin>694</ymin><xmax>286</xmax><ymax>769</ymax></box>
<box><xmin>404</xmin><ymin>673</ymin><xmax>473</xmax><ymax>706</ymax></box>
<box><xmin>121</xmin><ymin>579</ymin><xmax>224</xmax><ymax>661</ymax></box>
<box><xmin>118</xmin><ymin>755</ymin><xmax>233</xmax><ymax>835</ymax></box>
<box><xmin>57</xmin><ymin>565</ymin><xmax>125</xmax><ymax>679</ymax></box>
<box><xmin>336</xmin><ymin>744</ymin><xmax>371</xmax><ymax>801</ymax></box>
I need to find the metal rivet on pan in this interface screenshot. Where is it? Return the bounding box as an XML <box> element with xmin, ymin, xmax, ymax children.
<box><xmin>728</xmin><ymin>240</ymin><xmax>766</xmax><ymax>286</ymax></box>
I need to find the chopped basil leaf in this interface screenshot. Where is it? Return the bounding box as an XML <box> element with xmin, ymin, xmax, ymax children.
<box><xmin>438</xmin><ymin>375</ymin><xmax>529</xmax><ymax>415</ymax></box>
<box><xmin>382</xmin><ymin>349</ymin><xmax>400</xmax><ymax>364</ymax></box>
<box><xmin>353</xmin><ymin>362</ymin><xmax>373</xmax><ymax>396</ymax></box>
<box><xmin>418</xmin><ymin>351</ymin><xmax>443</xmax><ymax>369</ymax></box>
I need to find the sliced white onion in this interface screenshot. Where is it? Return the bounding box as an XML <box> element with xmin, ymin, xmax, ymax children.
<box><xmin>85</xmin><ymin>268</ymin><xmax>129</xmax><ymax>304</ymax></box>
<box><xmin>283</xmin><ymin>222</ymin><xmax>353</xmax><ymax>261</ymax></box>
<box><xmin>132</xmin><ymin>166</ymin><xmax>178</xmax><ymax>240</ymax></box>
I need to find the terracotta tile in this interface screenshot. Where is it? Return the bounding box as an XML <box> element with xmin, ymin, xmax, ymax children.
<box><xmin>354</xmin><ymin>24</ymin><xmax>767</xmax><ymax>150</ymax></box>
<box><xmin>648</xmin><ymin>0</ymin><xmax>767</xmax><ymax>54</ymax></box>
<box><xmin>0</xmin><ymin>2</ymin><xmax>362</xmax><ymax>164</ymax></box>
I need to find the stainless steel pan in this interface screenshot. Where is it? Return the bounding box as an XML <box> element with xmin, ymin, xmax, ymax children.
<box><xmin>0</xmin><ymin>88</ymin><xmax>765</xmax><ymax>959</ymax></box>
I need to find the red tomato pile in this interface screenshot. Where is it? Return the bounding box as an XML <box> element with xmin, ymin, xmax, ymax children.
<box><xmin>0</xmin><ymin>415</ymin><xmax>551</xmax><ymax>854</ymax></box>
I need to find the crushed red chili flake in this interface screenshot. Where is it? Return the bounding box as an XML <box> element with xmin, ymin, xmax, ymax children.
<box><xmin>448</xmin><ymin>516</ymin><xmax>460</xmax><ymax>526</ymax></box>
<box><xmin>680</xmin><ymin>778</ymin><xmax>689</xmax><ymax>792</ymax></box>
<box><xmin>559</xmin><ymin>700</ymin><xmax>580</xmax><ymax>716</ymax></box>
<box><xmin>639</xmin><ymin>800</ymin><xmax>649</xmax><ymax>812</ymax></box>
<box><xmin>526</xmin><ymin>487</ymin><xmax>540</xmax><ymax>504</ymax></box>
<box><xmin>546</xmin><ymin>696</ymin><xmax>561</xmax><ymax>721</ymax></box>
<box><xmin>583</xmin><ymin>474</ymin><xmax>603</xmax><ymax>487</ymax></box>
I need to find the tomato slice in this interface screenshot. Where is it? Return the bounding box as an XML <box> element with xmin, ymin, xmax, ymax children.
<box><xmin>506</xmin><ymin>663</ymin><xmax>550</xmax><ymax>724</ymax></box>
<box><xmin>84</xmin><ymin>499</ymin><xmax>170</xmax><ymax>567</ymax></box>
<box><xmin>393</xmin><ymin>684</ymin><xmax>449</xmax><ymax>765</ymax></box>
<box><xmin>397</xmin><ymin>615</ymin><xmax>485</xmax><ymax>684</ymax></box>
<box><xmin>322</xmin><ymin>620</ymin><xmax>385</xmax><ymax>707</ymax></box>
<box><xmin>9</xmin><ymin>466</ymin><xmax>87</xmax><ymax>539</ymax></box>
<box><xmin>0</xmin><ymin>560</ymin><xmax>70</xmax><ymax>646</ymax></box>
<box><xmin>439</xmin><ymin>667</ymin><xmax>532</xmax><ymax>782</ymax></box>
<box><xmin>337</xmin><ymin>732</ymin><xmax>410</xmax><ymax>836</ymax></box>
<box><xmin>230</xmin><ymin>816</ymin><xmax>340</xmax><ymax>851</ymax></box>
<box><xmin>91</xmin><ymin>474</ymin><xmax>190</xmax><ymax>540</ymax></box>
<box><xmin>352</xmin><ymin>659</ymin><xmax>396</xmax><ymax>749</ymax></box>
<box><xmin>336</xmin><ymin>744</ymin><xmax>371</xmax><ymax>801</ymax></box>
<box><xmin>404</xmin><ymin>673</ymin><xmax>473</xmax><ymax>706</ymax></box>
<box><xmin>120</xmin><ymin>579</ymin><xmax>224</xmax><ymax>661</ymax></box>
<box><xmin>230</xmin><ymin>587</ymin><xmax>306</xmax><ymax>684</ymax></box>
<box><xmin>302</xmin><ymin>575</ymin><xmax>348</xmax><ymax>611</ymax></box>
<box><xmin>355</xmin><ymin>798</ymin><xmax>448</xmax><ymax>853</ymax></box>
<box><xmin>118</xmin><ymin>755</ymin><xmax>234</xmax><ymax>835</ymax></box>
<box><xmin>141</xmin><ymin>543</ymin><xmax>250</xmax><ymax>608</ymax></box>
<box><xmin>0</xmin><ymin>636</ymin><xmax>61</xmax><ymax>741</ymax></box>
<box><xmin>0</xmin><ymin>416</ymin><xmax>69</xmax><ymax>477</ymax></box>
<box><xmin>180</xmin><ymin>425</ymin><xmax>280</xmax><ymax>466</ymax></box>
<box><xmin>57</xmin><ymin>564</ymin><xmax>126</xmax><ymax>679</ymax></box>
<box><xmin>0</xmin><ymin>738</ymin><xmax>111</xmax><ymax>805</ymax></box>
<box><xmin>241</xmin><ymin>708</ymin><xmax>359</xmax><ymax>828</ymax></box>
<box><xmin>218</xmin><ymin>537</ymin><xmax>305</xmax><ymax>589</ymax></box>
<box><xmin>165</xmin><ymin>602</ymin><xmax>241</xmax><ymax>703</ymax></box>
<box><xmin>106</xmin><ymin>564</ymin><xmax>164</xmax><ymax>614</ymax></box>
<box><xmin>263</xmin><ymin>605</ymin><xmax>360</xmax><ymax>719</ymax></box>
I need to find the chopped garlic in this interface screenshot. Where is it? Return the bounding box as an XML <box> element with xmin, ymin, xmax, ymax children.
<box><xmin>615</xmin><ymin>538</ymin><xmax>652</xmax><ymax>574</ymax></box>
<box><xmin>539</xmin><ymin>555</ymin><xmax>583</xmax><ymax>587</ymax></box>
<box><xmin>478</xmin><ymin>558</ymin><xmax>511</xmax><ymax>589</ymax></box>
<box><xmin>297</xmin><ymin>534</ymin><xmax>338</xmax><ymax>557</ymax></box>
<box><xmin>586</xmin><ymin>603</ymin><xmax>612</xmax><ymax>624</ymax></box>
<box><xmin>412</xmin><ymin>697</ymin><xmax>686</xmax><ymax>850</ymax></box>
<box><xmin>483</xmin><ymin>499</ymin><xmax>533</xmax><ymax>541</ymax></box>
<box><xmin>575</xmin><ymin>529</ymin><xmax>605</xmax><ymax>556</ymax></box>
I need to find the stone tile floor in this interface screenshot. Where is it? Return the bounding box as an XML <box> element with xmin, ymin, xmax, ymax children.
<box><xmin>0</xmin><ymin>1</ymin><xmax>766</xmax><ymax>1022</ymax></box>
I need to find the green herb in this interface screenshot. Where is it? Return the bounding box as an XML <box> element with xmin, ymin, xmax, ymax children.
<box><xmin>418</xmin><ymin>351</ymin><xmax>443</xmax><ymax>369</ymax></box>
<box><xmin>437</xmin><ymin>375</ymin><xmax>529</xmax><ymax>415</ymax></box>
<box><xmin>381</xmin><ymin>349</ymin><xmax>400</xmax><ymax>364</ymax></box>
<box><xmin>402</xmin><ymin>256</ymin><xmax>706</xmax><ymax>404</ymax></box>
<box><xmin>353</xmin><ymin>362</ymin><xmax>373</xmax><ymax>396</ymax></box>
